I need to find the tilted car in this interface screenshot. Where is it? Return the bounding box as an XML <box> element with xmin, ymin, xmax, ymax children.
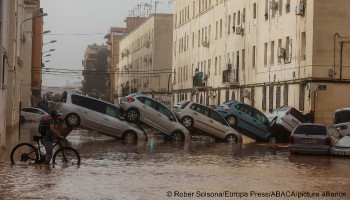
<box><xmin>217</xmin><ymin>101</ymin><xmax>279</xmax><ymax>143</ymax></box>
<box><xmin>20</xmin><ymin>107</ymin><xmax>49</xmax><ymax>123</ymax></box>
<box><xmin>334</xmin><ymin>108</ymin><xmax>350</xmax><ymax>136</ymax></box>
<box><xmin>55</xmin><ymin>92</ymin><xmax>147</xmax><ymax>141</ymax></box>
<box><xmin>173</xmin><ymin>100</ymin><xmax>242</xmax><ymax>143</ymax></box>
<box><xmin>289</xmin><ymin>124</ymin><xmax>341</xmax><ymax>155</ymax></box>
<box><xmin>120</xmin><ymin>93</ymin><xmax>191</xmax><ymax>142</ymax></box>
<box><xmin>331</xmin><ymin>132</ymin><xmax>350</xmax><ymax>156</ymax></box>
<box><xmin>266</xmin><ymin>106</ymin><xmax>309</xmax><ymax>141</ymax></box>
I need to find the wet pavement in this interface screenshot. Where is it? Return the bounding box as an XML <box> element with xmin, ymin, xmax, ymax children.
<box><xmin>1</xmin><ymin>122</ymin><xmax>350</xmax><ymax>200</ymax></box>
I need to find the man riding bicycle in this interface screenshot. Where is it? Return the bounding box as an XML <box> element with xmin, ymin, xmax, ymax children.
<box><xmin>42</xmin><ymin>109</ymin><xmax>65</xmax><ymax>165</ymax></box>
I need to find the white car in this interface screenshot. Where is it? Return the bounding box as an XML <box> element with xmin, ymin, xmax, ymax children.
<box><xmin>266</xmin><ymin>106</ymin><xmax>309</xmax><ymax>142</ymax></box>
<box><xmin>334</xmin><ymin>108</ymin><xmax>350</xmax><ymax>136</ymax></box>
<box><xmin>20</xmin><ymin>107</ymin><xmax>49</xmax><ymax>123</ymax></box>
<box><xmin>331</xmin><ymin>134</ymin><xmax>350</xmax><ymax>156</ymax></box>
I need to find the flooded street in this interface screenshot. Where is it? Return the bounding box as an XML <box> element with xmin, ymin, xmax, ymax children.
<box><xmin>1</xmin><ymin>123</ymin><xmax>350</xmax><ymax>199</ymax></box>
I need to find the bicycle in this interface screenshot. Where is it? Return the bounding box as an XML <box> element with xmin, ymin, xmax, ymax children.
<box><xmin>10</xmin><ymin>135</ymin><xmax>81</xmax><ymax>166</ymax></box>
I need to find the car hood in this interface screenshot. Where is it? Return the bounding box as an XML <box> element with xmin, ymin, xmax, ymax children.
<box><xmin>336</xmin><ymin>136</ymin><xmax>350</xmax><ymax>148</ymax></box>
<box><xmin>266</xmin><ymin>113</ymin><xmax>278</xmax><ymax>121</ymax></box>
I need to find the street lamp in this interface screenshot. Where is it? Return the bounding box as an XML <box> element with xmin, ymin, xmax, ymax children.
<box><xmin>22</xmin><ymin>13</ymin><xmax>48</xmax><ymax>23</ymax></box>
<box><xmin>43</xmin><ymin>40</ymin><xmax>57</xmax><ymax>45</ymax></box>
<box><xmin>43</xmin><ymin>54</ymin><xmax>51</xmax><ymax>57</ymax></box>
<box><xmin>42</xmin><ymin>49</ymin><xmax>55</xmax><ymax>54</ymax></box>
<box><xmin>42</xmin><ymin>30</ymin><xmax>51</xmax><ymax>34</ymax></box>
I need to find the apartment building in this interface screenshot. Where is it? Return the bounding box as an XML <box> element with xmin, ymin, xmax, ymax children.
<box><xmin>117</xmin><ymin>14</ymin><xmax>173</xmax><ymax>103</ymax></box>
<box><xmin>173</xmin><ymin>0</ymin><xmax>350</xmax><ymax>123</ymax></box>
<box><xmin>104</xmin><ymin>17</ymin><xmax>146</xmax><ymax>103</ymax></box>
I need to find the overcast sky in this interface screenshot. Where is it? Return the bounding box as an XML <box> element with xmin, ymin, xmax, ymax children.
<box><xmin>40</xmin><ymin>0</ymin><xmax>173</xmax><ymax>87</ymax></box>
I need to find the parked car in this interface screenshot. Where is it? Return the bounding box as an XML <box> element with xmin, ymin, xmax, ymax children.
<box><xmin>289</xmin><ymin>124</ymin><xmax>341</xmax><ymax>155</ymax></box>
<box><xmin>266</xmin><ymin>106</ymin><xmax>309</xmax><ymax>141</ymax></box>
<box><xmin>334</xmin><ymin>108</ymin><xmax>350</xmax><ymax>136</ymax></box>
<box><xmin>331</xmin><ymin>132</ymin><xmax>350</xmax><ymax>156</ymax></box>
<box><xmin>55</xmin><ymin>92</ymin><xmax>147</xmax><ymax>141</ymax></box>
<box><xmin>173</xmin><ymin>100</ymin><xmax>242</xmax><ymax>143</ymax></box>
<box><xmin>20</xmin><ymin>107</ymin><xmax>49</xmax><ymax>123</ymax></box>
<box><xmin>217</xmin><ymin>101</ymin><xmax>279</xmax><ymax>143</ymax></box>
<box><xmin>120</xmin><ymin>93</ymin><xmax>191</xmax><ymax>142</ymax></box>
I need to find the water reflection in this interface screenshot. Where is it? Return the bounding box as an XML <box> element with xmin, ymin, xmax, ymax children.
<box><xmin>0</xmin><ymin>123</ymin><xmax>350</xmax><ymax>199</ymax></box>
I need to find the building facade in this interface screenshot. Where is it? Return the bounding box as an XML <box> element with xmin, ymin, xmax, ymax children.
<box><xmin>172</xmin><ymin>0</ymin><xmax>350</xmax><ymax>123</ymax></box>
<box><xmin>116</xmin><ymin>14</ymin><xmax>173</xmax><ymax>103</ymax></box>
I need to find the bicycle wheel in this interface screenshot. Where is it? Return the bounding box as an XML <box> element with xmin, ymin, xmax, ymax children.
<box><xmin>10</xmin><ymin>143</ymin><xmax>39</xmax><ymax>165</ymax></box>
<box><xmin>52</xmin><ymin>147</ymin><xmax>80</xmax><ymax>166</ymax></box>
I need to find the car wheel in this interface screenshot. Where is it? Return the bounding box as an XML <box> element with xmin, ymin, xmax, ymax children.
<box><xmin>226</xmin><ymin>115</ymin><xmax>237</xmax><ymax>127</ymax></box>
<box><xmin>225</xmin><ymin>134</ymin><xmax>238</xmax><ymax>143</ymax></box>
<box><xmin>171</xmin><ymin>131</ymin><xmax>185</xmax><ymax>142</ymax></box>
<box><xmin>181</xmin><ymin>116</ymin><xmax>193</xmax><ymax>128</ymax></box>
<box><xmin>122</xmin><ymin>131</ymin><xmax>137</xmax><ymax>141</ymax></box>
<box><xmin>269</xmin><ymin>117</ymin><xmax>277</xmax><ymax>128</ymax></box>
<box><xmin>125</xmin><ymin>108</ymin><xmax>140</xmax><ymax>122</ymax></box>
<box><xmin>268</xmin><ymin>135</ymin><xmax>279</xmax><ymax>144</ymax></box>
<box><xmin>19</xmin><ymin>116</ymin><xmax>25</xmax><ymax>124</ymax></box>
<box><xmin>65</xmin><ymin>113</ymin><xmax>80</xmax><ymax>127</ymax></box>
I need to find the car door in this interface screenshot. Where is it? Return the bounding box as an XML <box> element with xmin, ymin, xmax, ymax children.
<box><xmin>235</xmin><ymin>104</ymin><xmax>260</xmax><ymax>132</ymax></box>
<box><xmin>208</xmin><ymin>109</ymin><xmax>230</xmax><ymax>139</ymax></box>
<box><xmin>137</xmin><ymin>97</ymin><xmax>160</xmax><ymax>128</ymax></box>
<box><xmin>154</xmin><ymin>102</ymin><xmax>178</xmax><ymax>134</ymax></box>
<box><xmin>100</xmin><ymin>104</ymin><xmax>125</xmax><ymax>137</ymax></box>
<box><xmin>252</xmin><ymin>109</ymin><xmax>272</xmax><ymax>139</ymax></box>
<box><xmin>189</xmin><ymin>103</ymin><xmax>214</xmax><ymax>132</ymax></box>
<box><xmin>80</xmin><ymin>97</ymin><xmax>106</xmax><ymax>130</ymax></box>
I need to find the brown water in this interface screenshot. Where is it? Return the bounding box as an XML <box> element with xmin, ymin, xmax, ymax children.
<box><xmin>0</xmin><ymin>122</ymin><xmax>350</xmax><ymax>200</ymax></box>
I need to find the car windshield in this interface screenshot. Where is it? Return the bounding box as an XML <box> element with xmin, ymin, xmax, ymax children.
<box><xmin>294</xmin><ymin>125</ymin><xmax>327</xmax><ymax>135</ymax></box>
<box><xmin>334</xmin><ymin>110</ymin><xmax>350</xmax><ymax>124</ymax></box>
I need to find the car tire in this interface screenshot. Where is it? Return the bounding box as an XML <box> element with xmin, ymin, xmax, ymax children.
<box><xmin>269</xmin><ymin>117</ymin><xmax>277</xmax><ymax>129</ymax></box>
<box><xmin>122</xmin><ymin>131</ymin><xmax>138</xmax><ymax>141</ymax></box>
<box><xmin>65</xmin><ymin>113</ymin><xmax>81</xmax><ymax>127</ymax></box>
<box><xmin>125</xmin><ymin>108</ymin><xmax>140</xmax><ymax>122</ymax></box>
<box><xmin>181</xmin><ymin>116</ymin><xmax>193</xmax><ymax>128</ymax></box>
<box><xmin>19</xmin><ymin>116</ymin><xmax>25</xmax><ymax>124</ymax></box>
<box><xmin>267</xmin><ymin>135</ymin><xmax>279</xmax><ymax>144</ymax></box>
<box><xmin>225</xmin><ymin>134</ymin><xmax>238</xmax><ymax>143</ymax></box>
<box><xmin>171</xmin><ymin>131</ymin><xmax>185</xmax><ymax>142</ymax></box>
<box><xmin>226</xmin><ymin>115</ymin><xmax>237</xmax><ymax>127</ymax></box>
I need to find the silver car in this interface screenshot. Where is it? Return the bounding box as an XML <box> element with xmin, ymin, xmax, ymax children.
<box><xmin>266</xmin><ymin>106</ymin><xmax>309</xmax><ymax>142</ymax></box>
<box><xmin>55</xmin><ymin>92</ymin><xmax>147</xmax><ymax>141</ymax></box>
<box><xmin>334</xmin><ymin>108</ymin><xmax>350</xmax><ymax>136</ymax></box>
<box><xmin>20</xmin><ymin>107</ymin><xmax>49</xmax><ymax>123</ymax></box>
<box><xmin>173</xmin><ymin>100</ymin><xmax>242</xmax><ymax>143</ymax></box>
<box><xmin>289</xmin><ymin>124</ymin><xmax>341</xmax><ymax>155</ymax></box>
<box><xmin>119</xmin><ymin>93</ymin><xmax>190</xmax><ymax>141</ymax></box>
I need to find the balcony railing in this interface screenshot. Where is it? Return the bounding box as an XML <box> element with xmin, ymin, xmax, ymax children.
<box><xmin>193</xmin><ymin>72</ymin><xmax>204</xmax><ymax>87</ymax></box>
<box><xmin>222</xmin><ymin>70</ymin><xmax>238</xmax><ymax>84</ymax></box>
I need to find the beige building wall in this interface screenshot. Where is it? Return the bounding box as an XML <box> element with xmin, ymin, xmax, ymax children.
<box><xmin>117</xmin><ymin>14</ymin><xmax>173</xmax><ymax>101</ymax></box>
<box><xmin>173</xmin><ymin>0</ymin><xmax>350</xmax><ymax>123</ymax></box>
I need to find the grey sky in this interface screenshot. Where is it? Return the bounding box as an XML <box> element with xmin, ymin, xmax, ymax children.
<box><xmin>40</xmin><ymin>0</ymin><xmax>173</xmax><ymax>87</ymax></box>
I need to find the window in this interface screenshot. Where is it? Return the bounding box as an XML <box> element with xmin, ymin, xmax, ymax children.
<box><xmin>262</xmin><ymin>86</ymin><xmax>267</xmax><ymax>111</ymax></box>
<box><xmin>219</xmin><ymin>56</ymin><xmax>222</xmax><ymax>75</ymax></box>
<box><xmin>271</xmin><ymin>41</ymin><xmax>275</xmax><ymax>65</ymax></box>
<box><xmin>253</xmin><ymin>3</ymin><xmax>257</xmax><ymax>24</ymax></box>
<box><xmin>193</xmin><ymin>1</ymin><xmax>196</xmax><ymax>17</ymax></box>
<box><xmin>198</xmin><ymin>30</ymin><xmax>201</xmax><ymax>47</ymax></box>
<box><xmin>283</xmin><ymin>84</ymin><xmax>288</xmax><ymax>106</ymax></box>
<box><xmin>253</xmin><ymin>109</ymin><xmax>269</xmax><ymax>124</ymax></box>
<box><xmin>286</xmin><ymin>0</ymin><xmax>291</xmax><ymax>13</ymax></box>
<box><xmin>299</xmin><ymin>84</ymin><xmax>305</xmax><ymax>112</ymax></box>
<box><xmin>191</xmin><ymin>103</ymin><xmax>210</xmax><ymax>116</ymax></box>
<box><xmin>252</xmin><ymin>46</ymin><xmax>256</xmax><ymax>68</ymax></box>
<box><xmin>276</xmin><ymin>86</ymin><xmax>281</xmax><ymax>108</ymax></box>
<box><xmin>279</xmin><ymin>0</ymin><xmax>283</xmax><ymax>15</ymax></box>
<box><xmin>237</xmin><ymin>11</ymin><xmax>241</xmax><ymax>25</ymax></box>
<box><xmin>285</xmin><ymin>36</ymin><xmax>290</xmax><ymax>60</ymax></box>
<box><xmin>215</xmin><ymin>57</ymin><xmax>217</xmax><ymax>75</ymax></box>
<box><xmin>225</xmin><ymin>90</ymin><xmax>229</xmax><ymax>102</ymax></box>
<box><xmin>264</xmin><ymin>42</ymin><xmax>268</xmax><ymax>66</ymax></box>
<box><xmin>192</xmin><ymin>32</ymin><xmax>195</xmax><ymax>48</ymax></box>
<box><xmin>158</xmin><ymin>103</ymin><xmax>174</xmax><ymax>119</ymax></box>
<box><xmin>265</xmin><ymin>0</ymin><xmax>269</xmax><ymax>20</ymax></box>
<box><xmin>294</xmin><ymin>125</ymin><xmax>327</xmax><ymax>136</ymax></box>
<box><xmin>269</xmin><ymin>85</ymin><xmax>274</xmax><ymax>111</ymax></box>
<box><xmin>251</xmin><ymin>88</ymin><xmax>255</xmax><ymax>107</ymax></box>
<box><xmin>242</xmin><ymin>49</ymin><xmax>245</xmax><ymax>70</ymax></box>
<box><xmin>210</xmin><ymin>110</ymin><xmax>227</xmax><ymax>125</ymax></box>
<box><xmin>228</xmin><ymin>15</ymin><xmax>231</xmax><ymax>34</ymax></box>
<box><xmin>106</xmin><ymin>105</ymin><xmax>121</xmax><ymax>118</ymax></box>
<box><xmin>301</xmin><ymin>32</ymin><xmax>306</xmax><ymax>60</ymax></box>
<box><xmin>236</xmin><ymin>51</ymin><xmax>239</xmax><ymax>80</ymax></box>
<box><xmin>290</xmin><ymin>108</ymin><xmax>309</xmax><ymax>123</ymax></box>
<box><xmin>220</xmin><ymin>19</ymin><xmax>222</xmax><ymax>38</ymax></box>
<box><xmin>215</xmin><ymin>21</ymin><xmax>218</xmax><ymax>39</ymax></box>
<box><xmin>278</xmin><ymin>39</ymin><xmax>282</xmax><ymax>64</ymax></box>
<box><xmin>334</xmin><ymin>111</ymin><xmax>350</xmax><ymax>124</ymax></box>
<box><xmin>236</xmin><ymin>104</ymin><xmax>253</xmax><ymax>116</ymax></box>
<box><xmin>232</xmin><ymin>13</ymin><xmax>236</xmax><ymax>32</ymax></box>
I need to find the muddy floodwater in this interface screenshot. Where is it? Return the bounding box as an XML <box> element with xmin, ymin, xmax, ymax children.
<box><xmin>1</xmin><ymin>122</ymin><xmax>350</xmax><ymax>200</ymax></box>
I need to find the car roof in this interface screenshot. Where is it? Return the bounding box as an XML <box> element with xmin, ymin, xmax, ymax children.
<box><xmin>68</xmin><ymin>92</ymin><xmax>118</xmax><ymax>107</ymax></box>
<box><xmin>335</xmin><ymin>108</ymin><xmax>350</xmax><ymax>113</ymax></box>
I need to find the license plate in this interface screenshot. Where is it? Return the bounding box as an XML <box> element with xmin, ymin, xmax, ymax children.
<box><xmin>334</xmin><ymin>151</ymin><xmax>346</xmax><ymax>155</ymax></box>
<box><xmin>301</xmin><ymin>138</ymin><xmax>318</xmax><ymax>143</ymax></box>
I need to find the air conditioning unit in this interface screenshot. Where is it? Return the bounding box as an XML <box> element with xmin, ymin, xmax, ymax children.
<box><xmin>269</xmin><ymin>0</ymin><xmax>278</xmax><ymax>9</ymax></box>
<box><xmin>277</xmin><ymin>48</ymin><xmax>285</xmax><ymax>58</ymax></box>
<box><xmin>202</xmin><ymin>41</ymin><xmax>209</xmax><ymax>48</ymax></box>
<box><xmin>295</xmin><ymin>4</ymin><xmax>304</xmax><ymax>15</ymax></box>
<box><xmin>143</xmin><ymin>57</ymin><xmax>148</xmax><ymax>62</ymax></box>
<box><xmin>236</xmin><ymin>26</ymin><xmax>243</xmax><ymax>35</ymax></box>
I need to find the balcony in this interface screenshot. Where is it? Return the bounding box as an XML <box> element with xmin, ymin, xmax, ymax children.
<box><xmin>222</xmin><ymin>70</ymin><xmax>239</xmax><ymax>86</ymax></box>
<box><xmin>193</xmin><ymin>72</ymin><xmax>211</xmax><ymax>91</ymax></box>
